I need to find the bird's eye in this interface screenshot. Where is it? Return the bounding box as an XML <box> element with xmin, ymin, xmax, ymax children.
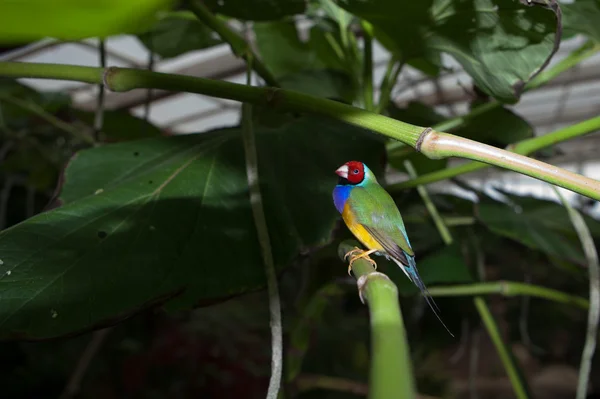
<box><xmin>353</xmin><ymin>169</ymin><xmax>359</xmax><ymax>174</ymax></box>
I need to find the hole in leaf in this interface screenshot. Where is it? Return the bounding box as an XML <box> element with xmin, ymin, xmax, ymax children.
<box><xmin>133</xmin><ymin>152</ymin><xmax>139</xmax><ymax>156</ymax></box>
<box><xmin>148</xmin><ymin>180</ymin><xmax>153</xmax><ymax>184</ymax></box>
<box><xmin>97</xmin><ymin>231</ymin><xmax>107</xmax><ymax>239</ymax></box>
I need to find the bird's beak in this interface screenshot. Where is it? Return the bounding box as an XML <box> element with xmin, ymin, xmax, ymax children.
<box><xmin>335</xmin><ymin>164</ymin><xmax>349</xmax><ymax>179</ymax></box>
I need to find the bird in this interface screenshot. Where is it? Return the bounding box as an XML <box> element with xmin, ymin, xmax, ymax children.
<box><xmin>333</xmin><ymin>160</ymin><xmax>453</xmax><ymax>336</ymax></box>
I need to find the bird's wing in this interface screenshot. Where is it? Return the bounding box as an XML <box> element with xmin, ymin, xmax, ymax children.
<box><xmin>346</xmin><ymin>185</ymin><xmax>414</xmax><ymax>265</ymax></box>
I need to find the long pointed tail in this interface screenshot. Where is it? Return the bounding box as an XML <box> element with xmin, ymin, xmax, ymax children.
<box><xmin>392</xmin><ymin>254</ymin><xmax>454</xmax><ymax>337</ymax></box>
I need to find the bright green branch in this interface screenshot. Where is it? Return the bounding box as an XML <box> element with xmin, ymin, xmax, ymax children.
<box><xmin>427</xmin><ymin>281</ymin><xmax>589</xmax><ymax>310</ymax></box>
<box><xmin>474</xmin><ymin>297</ymin><xmax>529</xmax><ymax>399</ymax></box>
<box><xmin>338</xmin><ymin>240</ymin><xmax>416</xmax><ymax>399</ymax></box>
<box><xmin>361</xmin><ymin>20</ymin><xmax>374</xmax><ymax>112</ymax></box>
<box><xmin>389</xmin><ymin>115</ymin><xmax>600</xmax><ymax>193</ymax></box>
<box><xmin>241</xmin><ymin>63</ymin><xmax>281</xmax><ymax>399</ymax></box>
<box><xmin>1</xmin><ymin>61</ymin><xmax>599</xmax><ymax>200</ymax></box>
<box><xmin>188</xmin><ymin>0</ymin><xmax>279</xmax><ymax>87</ymax></box>
<box><xmin>553</xmin><ymin>188</ymin><xmax>600</xmax><ymax>399</ymax></box>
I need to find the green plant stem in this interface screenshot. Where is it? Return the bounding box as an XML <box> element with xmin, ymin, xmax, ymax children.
<box><xmin>93</xmin><ymin>39</ymin><xmax>106</xmax><ymax>141</ymax></box>
<box><xmin>527</xmin><ymin>41</ymin><xmax>600</xmax><ymax>91</ymax></box>
<box><xmin>474</xmin><ymin>297</ymin><xmax>528</xmax><ymax>399</ymax></box>
<box><xmin>0</xmin><ymin>61</ymin><xmax>424</xmax><ymax>144</ymax></box>
<box><xmin>338</xmin><ymin>240</ymin><xmax>416</xmax><ymax>399</ymax></box>
<box><xmin>404</xmin><ymin>160</ymin><xmax>452</xmax><ymax>245</ymax></box>
<box><xmin>1</xmin><ymin>62</ymin><xmax>599</xmax><ymax>201</ymax></box>
<box><xmin>427</xmin><ymin>281</ymin><xmax>589</xmax><ymax>310</ymax></box>
<box><xmin>389</xmin><ymin>115</ymin><xmax>600</xmax><ymax>192</ymax></box>
<box><xmin>361</xmin><ymin>20</ymin><xmax>374</xmax><ymax>112</ymax></box>
<box><xmin>387</xmin><ymin>101</ymin><xmax>501</xmax><ymax>154</ymax></box>
<box><xmin>188</xmin><ymin>0</ymin><xmax>279</xmax><ymax>87</ymax></box>
<box><xmin>408</xmin><ymin>164</ymin><xmax>529</xmax><ymax>399</ymax></box>
<box><xmin>553</xmin><ymin>187</ymin><xmax>600</xmax><ymax>399</ymax></box>
<box><xmin>241</xmin><ymin>64</ymin><xmax>282</xmax><ymax>399</ymax></box>
<box><xmin>0</xmin><ymin>94</ymin><xmax>94</xmax><ymax>144</ymax></box>
<box><xmin>387</xmin><ymin>41</ymin><xmax>600</xmax><ymax>154</ymax></box>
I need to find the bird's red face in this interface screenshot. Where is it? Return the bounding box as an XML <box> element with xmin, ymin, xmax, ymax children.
<box><xmin>335</xmin><ymin>161</ymin><xmax>365</xmax><ymax>185</ymax></box>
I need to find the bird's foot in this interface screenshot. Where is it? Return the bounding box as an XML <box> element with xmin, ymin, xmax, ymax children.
<box><xmin>344</xmin><ymin>247</ymin><xmax>378</xmax><ymax>275</ymax></box>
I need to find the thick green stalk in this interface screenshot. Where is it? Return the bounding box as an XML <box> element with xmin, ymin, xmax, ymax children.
<box><xmin>474</xmin><ymin>297</ymin><xmax>529</xmax><ymax>399</ymax></box>
<box><xmin>390</xmin><ymin>115</ymin><xmax>600</xmax><ymax>192</ymax></box>
<box><xmin>361</xmin><ymin>20</ymin><xmax>374</xmax><ymax>112</ymax></box>
<box><xmin>427</xmin><ymin>281</ymin><xmax>589</xmax><ymax>310</ymax></box>
<box><xmin>188</xmin><ymin>0</ymin><xmax>278</xmax><ymax>87</ymax></box>
<box><xmin>388</xmin><ymin>101</ymin><xmax>502</xmax><ymax>154</ymax></box>
<box><xmin>338</xmin><ymin>241</ymin><xmax>416</xmax><ymax>399</ymax></box>
<box><xmin>0</xmin><ymin>61</ymin><xmax>423</xmax><ymax>144</ymax></box>
<box><xmin>553</xmin><ymin>187</ymin><xmax>600</xmax><ymax>399</ymax></box>
<box><xmin>241</xmin><ymin>65</ymin><xmax>282</xmax><ymax>399</ymax></box>
<box><xmin>1</xmin><ymin>61</ymin><xmax>599</xmax><ymax>200</ymax></box>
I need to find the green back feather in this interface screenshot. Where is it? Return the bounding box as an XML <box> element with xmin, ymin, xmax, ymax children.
<box><xmin>347</xmin><ymin>182</ymin><xmax>414</xmax><ymax>257</ymax></box>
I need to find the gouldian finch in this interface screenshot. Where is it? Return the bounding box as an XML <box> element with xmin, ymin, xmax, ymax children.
<box><xmin>333</xmin><ymin>160</ymin><xmax>452</xmax><ymax>335</ymax></box>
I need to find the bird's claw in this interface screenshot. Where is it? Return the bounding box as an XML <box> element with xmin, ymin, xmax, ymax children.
<box><xmin>344</xmin><ymin>247</ymin><xmax>378</xmax><ymax>276</ymax></box>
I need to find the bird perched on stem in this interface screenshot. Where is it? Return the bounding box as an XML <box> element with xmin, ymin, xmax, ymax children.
<box><xmin>333</xmin><ymin>160</ymin><xmax>453</xmax><ymax>336</ymax></box>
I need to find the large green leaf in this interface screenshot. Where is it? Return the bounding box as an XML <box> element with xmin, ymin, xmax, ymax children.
<box><xmin>0</xmin><ymin>0</ymin><xmax>173</xmax><ymax>43</ymax></box>
<box><xmin>562</xmin><ymin>0</ymin><xmax>600</xmax><ymax>42</ymax></box>
<box><xmin>0</xmin><ymin>116</ymin><xmax>384</xmax><ymax>339</ymax></box>
<box><xmin>137</xmin><ymin>11</ymin><xmax>222</xmax><ymax>58</ymax></box>
<box><xmin>338</xmin><ymin>0</ymin><xmax>560</xmax><ymax>103</ymax></box>
<box><xmin>203</xmin><ymin>0</ymin><xmax>305</xmax><ymax>20</ymax></box>
<box><xmin>477</xmin><ymin>190</ymin><xmax>600</xmax><ymax>265</ymax></box>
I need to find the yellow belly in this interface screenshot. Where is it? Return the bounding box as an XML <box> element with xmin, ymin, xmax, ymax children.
<box><xmin>342</xmin><ymin>204</ymin><xmax>384</xmax><ymax>252</ymax></box>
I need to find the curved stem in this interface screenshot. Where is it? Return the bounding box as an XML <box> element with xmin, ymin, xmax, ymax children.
<box><xmin>417</xmin><ymin>130</ymin><xmax>600</xmax><ymax>199</ymax></box>
<box><xmin>241</xmin><ymin>64</ymin><xmax>282</xmax><ymax>399</ymax></box>
<box><xmin>338</xmin><ymin>240</ymin><xmax>416</xmax><ymax>399</ymax></box>
<box><xmin>0</xmin><ymin>62</ymin><xmax>599</xmax><ymax>200</ymax></box>
<box><xmin>553</xmin><ymin>187</ymin><xmax>600</xmax><ymax>399</ymax></box>
<box><xmin>391</xmin><ymin>115</ymin><xmax>600</xmax><ymax>190</ymax></box>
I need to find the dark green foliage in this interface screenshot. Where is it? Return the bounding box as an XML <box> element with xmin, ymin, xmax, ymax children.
<box><xmin>337</xmin><ymin>0</ymin><xmax>560</xmax><ymax>103</ymax></box>
<box><xmin>137</xmin><ymin>11</ymin><xmax>222</xmax><ymax>58</ymax></box>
